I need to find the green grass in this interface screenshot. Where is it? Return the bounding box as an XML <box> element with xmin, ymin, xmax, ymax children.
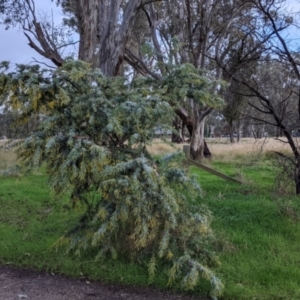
<box><xmin>1</xmin><ymin>152</ymin><xmax>300</xmax><ymax>299</ymax></box>
<box><xmin>0</xmin><ymin>170</ymin><xmax>176</xmax><ymax>291</ymax></box>
<box><xmin>191</xmin><ymin>156</ymin><xmax>300</xmax><ymax>299</ymax></box>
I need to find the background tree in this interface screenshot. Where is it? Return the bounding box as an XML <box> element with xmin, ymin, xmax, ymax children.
<box><xmin>227</xmin><ymin>0</ymin><xmax>300</xmax><ymax>193</ymax></box>
<box><xmin>2</xmin><ymin>0</ymin><xmax>285</xmax><ymax>160</ymax></box>
<box><xmin>125</xmin><ymin>0</ymin><xmax>279</xmax><ymax>158</ymax></box>
<box><xmin>222</xmin><ymin>81</ymin><xmax>248</xmax><ymax>143</ymax></box>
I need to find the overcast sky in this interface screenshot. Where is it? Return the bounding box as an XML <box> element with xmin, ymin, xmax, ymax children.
<box><xmin>0</xmin><ymin>0</ymin><xmax>64</xmax><ymax>66</ymax></box>
<box><xmin>1</xmin><ymin>0</ymin><xmax>300</xmax><ymax>67</ymax></box>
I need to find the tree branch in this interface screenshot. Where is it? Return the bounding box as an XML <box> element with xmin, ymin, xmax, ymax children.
<box><xmin>124</xmin><ymin>47</ymin><xmax>161</xmax><ymax>80</ymax></box>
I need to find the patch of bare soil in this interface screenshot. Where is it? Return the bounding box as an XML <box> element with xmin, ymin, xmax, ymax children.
<box><xmin>0</xmin><ymin>265</ymin><xmax>209</xmax><ymax>300</ymax></box>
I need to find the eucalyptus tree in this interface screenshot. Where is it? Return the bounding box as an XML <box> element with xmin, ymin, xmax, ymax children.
<box><xmin>222</xmin><ymin>81</ymin><xmax>247</xmax><ymax>143</ymax></box>
<box><xmin>56</xmin><ymin>0</ymin><xmax>144</xmax><ymax>75</ymax></box>
<box><xmin>229</xmin><ymin>0</ymin><xmax>300</xmax><ymax>193</ymax></box>
<box><xmin>125</xmin><ymin>0</ymin><xmax>274</xmax><ymax>159</ymax></box>
<box><xmin>246</xmin><ymin>60</ymin><xmax>298</xmax><ymax>136</ymax></box>
<box><xmin>0</xmin><ymin>0</ymin><xmax>144</xmax><ymax>76</ymax></box>
<box><xmin>0</xmin><ymin>0</ymin><xmax>66</xmax><ymax>67</ymax></box>
<box><xmin>221</xmin><ymin>38</ymin><xmax>261</xmax><ymax>143</ymax></box>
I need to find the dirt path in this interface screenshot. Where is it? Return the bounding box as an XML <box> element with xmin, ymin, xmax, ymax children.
<box><xmin>0</xmin><ymin>265</ymin><xmax>208</xmax><ymax>300</ymax></box>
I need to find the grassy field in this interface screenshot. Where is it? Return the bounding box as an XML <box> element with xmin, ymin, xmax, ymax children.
<box><xmin>1</xmin><ymin>138</ymin><xmax>300</xmax><ymax>299</ymax></box>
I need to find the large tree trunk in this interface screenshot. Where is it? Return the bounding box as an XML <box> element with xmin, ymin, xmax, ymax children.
<box><xmin>237</xmin><ymin>119</ymin><xmax>242</xmax><ymax>143</ymax></box>
<box><xmin>190</xmin><ymin>116</ymin><xmax>211</xmax><ymax>160</ymax></box>
<box><xmin>229</xmin><ymin>120</ymin><xmax>235</xmax><ymax>143</ymax></box>
<box><xmin>76</xmin><ymin>0</ymin><xmax>141</xmax><ymax>76</ymax></box>
<box><xmin>295</xmin><ymin>165</ymin><xmax>300</xmax><ymax>195</ymax></box>
<box><xmin>77</xmin><ymin>0</ymin><xmax>100</xmax><ymax>67</ymax></box>
<box><xmin>175</xmin><ymin>107</ymin><xmax>212</xmax><ymax>157</ymax></box>
<box><xmin>98</xmin><ymin>0</ymin><xmax>141</xmax><ymax>76</ymax></box>
<box><xmin>172</xmin><ymin>117</ymin><xmax>184</xmax><ymax>143</ymax></box>
<box><xmin>20</xmin><ymin>0</ymin><xmax>141</xmax><ymax>76</ymax></box>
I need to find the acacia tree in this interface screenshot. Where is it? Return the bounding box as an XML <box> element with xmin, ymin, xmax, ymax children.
<box><xmin>0</xmin><ymin>60</ymin><xmax>223</xmax><ymax>298</ymax></box>
<box><xmin>0</xmin><ymin>2</ymin><xmax>226</xmax><ymax>295</ymax></box>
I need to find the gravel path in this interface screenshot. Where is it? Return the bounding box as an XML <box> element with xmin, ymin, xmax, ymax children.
<box><xmin>0</xmin><ymin>265</ymin><xmax>208</xmax><ymax>300</ymax></box>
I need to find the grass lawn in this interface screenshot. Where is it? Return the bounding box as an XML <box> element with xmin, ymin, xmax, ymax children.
<box><xmin>1</xmin><ymin>138</ymin><xmax>300</xmax><ymax>299</ymax></box>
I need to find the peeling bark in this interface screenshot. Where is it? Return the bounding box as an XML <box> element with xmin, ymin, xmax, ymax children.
<box><xmin>97</xmin><ymin>0</ymin><xmax>142</xmax><ymax>76</ymax></box>
<box><xmin>77</xmin><ymin>0</ymin><xmax>100</xmax><ymax>67</ymax></box>
<box><xmin>190</xmin><ymin>115</ymin><xmax>211</xmax><ymax>160</ymax></box>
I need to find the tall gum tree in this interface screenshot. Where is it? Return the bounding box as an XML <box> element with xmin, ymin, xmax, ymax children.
<box><xmin>125</xmin><ymin>0</ymin><xmax>266</xmax><ymax>159</ymax></box>
<box><xmin>75</xmin><ymin>0</ymin><xmax>142</xmax><ymax>75</ymax></box>
<box><xmin>56</xmin><ymin>0</ymin><xmax>145</xmax><ymax>76</ymax></box>
<box><xmin>0</xmin><ymin>0</ymin><xmax>143</xmax><ymax>76</ymax></box>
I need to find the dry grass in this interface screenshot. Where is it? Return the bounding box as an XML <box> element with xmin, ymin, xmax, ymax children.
<box><xmin>0</xmin><ymin>138</ymin><xmax>295</xmax><ymax>169</ymax></box>
<box><xmin>147</xmin><ymin>137</ymin><xmax>295</xmax><ymax>161</ymax></box>
<box><xmin>207</xmin><ymin>137</ymin><xmax>293</xmax><ymax>162</ymax></box>
<box><xmin>147</xmin><ymin>139</ymin><xmax>184</xmax><ymax>156</ymax></box>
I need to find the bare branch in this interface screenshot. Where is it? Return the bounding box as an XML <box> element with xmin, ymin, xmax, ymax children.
<box><xmin>257</xmin><ymin>0</ymin><xmax>300</xmax><ymax>80</ymax></box>
<box><xmin>30</xmin><ymin>57</ymin><xmax>56</xmax><ymax>69</ymax></box>
<box><xmin>125</xmin><ymin>47</ymin><xmax>161</xmax><ymax>80</ymax></box>
<box><xmin>24</xmin><ymin>32</ymin><xmax>47</xmax><ymax>58</ymax></box>
<box><xmin>245</xmin><ymin>114</ymin><xmax>277</xmax><ymax>127</ymax></box>
<box><xmin>248</xmin><ymin>101</ymin><xmax>272</xmax><ymax>114</ymax></box>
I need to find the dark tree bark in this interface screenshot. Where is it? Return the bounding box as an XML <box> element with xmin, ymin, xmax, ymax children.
<box><xmin>295</xmin><ymin>168</ymin><xmax>300</xmax><ymax>195</ymax></box>
<box><xmin>236</xmin><ymin>119</ymin><xmax>242</xmax><ymax>143</ymax></box>
<box><xmin>228</xmin><ymin>120</ymin><xmax>235</xmax><ymax>143</ymax></box>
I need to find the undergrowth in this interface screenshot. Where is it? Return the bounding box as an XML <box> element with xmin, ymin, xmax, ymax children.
<box><xmin>1</xmin><ymin>143</ymin><xmax>300</xmax><ymax>299</ymax></box>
